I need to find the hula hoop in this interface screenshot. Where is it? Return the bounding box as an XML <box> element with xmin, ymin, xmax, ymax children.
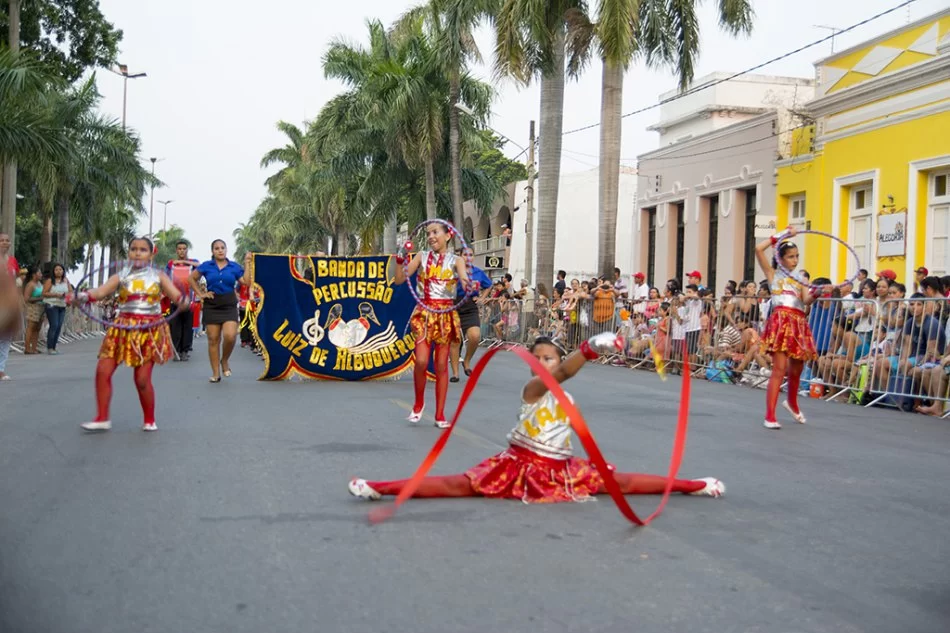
<box><xmin>402</xmin><ymin>219</ymin><xmax>476</xmax><ymax>315</ymax></box>
<box><xmin>73</xmin><ymin>260</ymin><xmax>187</xmax><ymax>331</ymax></box>
<box><xmin>774</xmin><ymin>230</ymin><xmax>861</xmax><ymax>291</ymax></box>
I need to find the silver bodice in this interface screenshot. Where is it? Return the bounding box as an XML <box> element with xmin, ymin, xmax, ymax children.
<box><xmin>508</xmin><ymin>389</ymin><xmax>575</xmax><ymax>460</ymax></box>
<box><xmin>117</xmin><ymin>265</ymin><xmax>163</xmax><ymax>316</ymax></box>
<box><xmin>770</xmin><ymin>271</ymin><xmax>804</xmax><ymax>312</ymax></box>
<box><xmin>416</xmin><ymin>250</ymin><xmax>459</xmax><ymax>301</ymax></box>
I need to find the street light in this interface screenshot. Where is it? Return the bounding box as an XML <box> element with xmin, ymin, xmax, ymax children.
<box><xmin>111</xmin><ymin>64</ymin><xmax>147</xmax><ymax>131</ymax></box>
<box><xmin>148</xmin><ymin>157</ymin><xmax>157</xmax><ymax>238</ymax></box>
<box><xmin>157</xmin><ymin>200</ymin><xmax>174</xmax><ymax>235</ymax></box>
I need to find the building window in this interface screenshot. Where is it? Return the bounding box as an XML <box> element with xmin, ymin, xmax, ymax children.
<box><xmin>849</xmin><ymin>184</ymin><xmax>873</xmax><ymax>277</ymax></box>
<box><xmin>743</xmin><ymin>188</ymin><xmax>758</xmax><ymax>281</ymax></box>
<box><xmin>933</xmin><ymin>172</ymin><xmax>948</xmax><ymax>198</ymax></box>
<box><xmin>790</xmin><ymin>196</ymin><xmax>806</xmax><ymax>220</ymax></box>
<box><xmin>707</xmin><ymin>196</ymin><xmax>718</xmax><ymax>293</ymax></box>
<box><xmin>675</xmin><ymin>202</ymin><xmax>685</xmax><ymax>285</ymax></box>
<box><xmin>929</xmin><ymin>171</ymin><xmax>950</xmax><ymax>276</ymax></box>
<box><xmin>788</xmin><ymin>195</ymin><xmax>806</xmax><ymax>274</ymax></box>
<box><xmin>647</xmin><ymin>208</ymin><xmax>657</xmax><ymax>286</ymax></box>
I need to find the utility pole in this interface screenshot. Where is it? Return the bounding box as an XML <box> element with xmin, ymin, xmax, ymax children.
<box><xmin>148</xmin><ymin>158</ymin><xmax>157</xmax><ymax>237</ymax></box>
<box><xmin>523</xmin><ymin>120</ymin><xmax>536</xmax><ymax>284</ymax></box>
<box><xmin>1</xmin><ymin>0</ymin><xmax>22</xmax><ymax>249</ymax></box>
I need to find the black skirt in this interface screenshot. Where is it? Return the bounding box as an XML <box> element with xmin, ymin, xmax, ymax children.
<box><xmin>203</xmin><ymin>291</ymin><xmax>239</xmax><ymax>325</ymax></box>
<box><xmin>458</xmin><ymin>299</ymin><xmax>480</xmax><ymax>331</ymax></box>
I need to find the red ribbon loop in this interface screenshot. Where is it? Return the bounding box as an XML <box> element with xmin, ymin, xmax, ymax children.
<box><xmin>369</xmin><ymin>343</ymin><xmax>692</xmax><ymax>526</ymax></box>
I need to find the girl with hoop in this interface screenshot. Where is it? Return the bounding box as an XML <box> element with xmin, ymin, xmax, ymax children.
<box><xmin>349</xmin><ymin>333</ymin><xmax>725</xmax><ymax>502</ymax></box>
<box><xmin>394</xmin><ymin>221</ymin><xmax>474</xmax><ymax>428</ymax></box>
<box><xmin>75</xmin><ymin>237</ymin><xmax>189</xmax><ymax>432</ymax></box>
<box><xmin>755</xmin><ymin>227</ymin><xmax>826</xmax><ymax>429</ymax></box>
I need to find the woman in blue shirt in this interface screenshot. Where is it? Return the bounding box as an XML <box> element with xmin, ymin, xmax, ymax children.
<box><xmin>190</xmin><ymin>239</ymin><xmax>252</xmax><ymax>382</ymax></box>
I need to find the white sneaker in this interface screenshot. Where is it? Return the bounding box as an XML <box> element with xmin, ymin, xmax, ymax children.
<box><xmin>81</xmin><ymin>421</ymin><xmax>112</xmax><ymax>432</ymax></box>
<box><xmin>782</xmin><ymin>400</ymin><xmax>807</xmax><ymax>424</ymax></box>
<box><xmin>763</xmin><ymin>419</ymin><xmax>781</xmax><ymax>430</ymax></box>
<box><xmin>142</xmin><ymin>423</ymin><xmax>158</xmax><ymax>432</ymax></box>
<box><xmin>407</xmin><ymin>406</ymin><xmax>424</xmax><ymax>424</ymax></box>
<box><xmin>688</xmin><ymin>478</ymin><xmax>726</xmax><ymax>498</ymax></box>
<box><xmin>348</xmin><ymin>478</ymin><xmax>381</xmax><ymax>500</ymax></box>
<box><xmin>434</xmin><ymin>419</ymin><xmax>450</xmax><ymax>429</ymax></box>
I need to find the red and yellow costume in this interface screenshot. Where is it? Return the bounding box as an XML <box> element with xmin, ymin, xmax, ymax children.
<box><xmin>86</xmin><ymin>264</ymin><xmax>175</xmax><ymax>430</ymax></box>
<box><xmin>408</xmin><ymin>250</ymin><xmax>462</xmax><ymax>345</ymax></box>
<box><xmin>408</xmin><ymin>250</ymin><xmax>462</xmax><ymax>424</ymax></box>
<box><xmin>98</xmin><ymin>265</ymin><xmax>173</xmax><ymax>367</ymax></box>
<box><xmin>761</xmin><ymin>271</ymin><xmax>817</xmax><ymax>362</ymax></box>
<box><xmin>465</xmin><ymin>389</ymin><xmax>603</xmax><ymax>502</ymax></box>
<box><xmin>353</xmin><ymin>380</ymin><xmax>717</xmax><ymax>501</ymax></box>
<box><xmin>761</xmin><ymin>268</ymin><xmax>816</xmax><ymax>428</ymax></box>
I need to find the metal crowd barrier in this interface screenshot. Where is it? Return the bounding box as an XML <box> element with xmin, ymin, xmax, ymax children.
<box><xmin>466</xmin><ymin>291</ymin><xmax>950</xmax><ymax>418</ymax></box>
<box><xmin>8</xmin><ymin>304</ymin><xmax>104</xmax><ymax>355</ymax></box>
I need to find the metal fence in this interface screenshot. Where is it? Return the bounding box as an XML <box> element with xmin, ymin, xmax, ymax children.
<box><xmin>468</xmin><ymin>293</ymin><xmax>949</xmax><ymax>418</ymax></box>
<box><xmin>8</xmin><ymin>304</ymin><xmax>105</xmax><ymax>355</ymax></box>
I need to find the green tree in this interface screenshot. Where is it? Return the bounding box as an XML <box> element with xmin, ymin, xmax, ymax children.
<box><xmin>396</xmin><ymin>0</ymin><xmax>497</xmax><ymax>235</ymax></box>
<box><xmin>0</xmin><ymin>0</ymin><xmax>122</xmax><ymax>82</ymax></box>
<box><xmin>494</xmin><ymin>0</ymin><xmax>583</xmax><ymax>288</ymax></box>
<box><xmin>468</xmin><ymin>131</ymin><xmax>528</xmax><ymax>187</ymax></box>
<box><xmin>569</xmin><ymin>0</ymin><xmax>754</xmax><ymax>274</ymax></box>
<box><xmin>153</xmin><ymin>225</ymin><xmax>188</xmax><ymax>266</ymax></box>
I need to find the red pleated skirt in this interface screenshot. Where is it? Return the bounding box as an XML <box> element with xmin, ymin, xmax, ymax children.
<box><xmin>762</xmin><ymin>306</ymin><xmax>818</xmax><ymax>361</ymax></box>
<box><xmin>465</xmin><ymin>445</ymin><xmax>605</xmax><ymax>504</ymax></box>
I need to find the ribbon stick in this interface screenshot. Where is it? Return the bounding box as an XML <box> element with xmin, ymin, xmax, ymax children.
<box><xmin>369</xmin><ymin>342</ymin><xmax>693</xmax><ymax>526</ymax></box>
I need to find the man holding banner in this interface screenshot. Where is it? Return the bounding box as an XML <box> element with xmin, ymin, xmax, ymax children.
<box><xmin>451</xmin><ymin>261</ymin><xmax>492</xmax><ymax>382</ymax></box>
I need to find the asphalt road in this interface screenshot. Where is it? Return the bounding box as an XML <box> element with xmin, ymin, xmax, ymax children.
<box><xmin>1</xmin><ymin>338</ymin><xmax>949</xmax><ymax>633</ymax></box>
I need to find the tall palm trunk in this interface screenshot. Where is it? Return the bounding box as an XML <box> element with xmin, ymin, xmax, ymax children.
<box><xmin>383</xmin><ymin>217</ymin><xmax>397</xmax><ymax>254</ymax></box>
<box><xmin>85</xmin><ymin>242</ymin><xmax>94</xmax><ymax>280</ymax></box>
<box><xmin>39</xmin><ymin>208</ymin><xmax>52</xmax><ymax>262</ymax></box>
<box><xmin>448</xmin><ymin>72</ymin><xmax>465</xmax><ymax>236</ymax></box>
<box><xmin>97</xmin><ymin>244</ymin><xmax>106</xmax><ymax>286</ymax></box>
<box><xmin>598</xmin><ymin>58</ymin><xmax>623</xmax><ymax>276</ymax></box>
<box><xmin>56</xmin><ymin>197</ymin><xmax>69</xmax><ymax>265</ymax></box>
<box><xmin>535</xmin><ymin>29</ymin><xmax>566</xmax><ymax>291</ymax></box>
<box><xmin>1</xmin><ymin>0</ymin><xmax>21</xmax><ymax>248</ymax></box>
<box><xmin>334</xmin><ymin>228</ymin><xmax>349</xmax><ymax>256</ymax></box>
<box><xmin>424</xmin><ymin>156</ymin><xmax>437</xmax><ymax>220</ymax></box>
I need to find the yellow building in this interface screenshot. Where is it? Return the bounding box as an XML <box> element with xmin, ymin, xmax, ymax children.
<box><xmin>775</xmin><ymin>8</ymin><xmax>950</xmax><ymax>284</ymax></box>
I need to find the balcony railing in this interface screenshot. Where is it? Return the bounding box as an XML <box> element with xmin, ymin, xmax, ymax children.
<box><xmin>471</xmin><ymin>235</ymin><xmax>506</xmax><ymax>255</ymax></box>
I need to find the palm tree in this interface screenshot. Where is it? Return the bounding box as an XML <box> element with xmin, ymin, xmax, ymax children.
<box><xmin>395</xmin><ymin>0</ymin><xmax>497</xmax><ymax>237</ymax></box>
<box><xmin>569</xmin><ymin>0</ymin><xmax>754</xmax><ymax>274</ymax></box>
<box><xmin>494</xmin><ymin>0</ymin><xmax>583</xmax><ymax>289</ymax></box>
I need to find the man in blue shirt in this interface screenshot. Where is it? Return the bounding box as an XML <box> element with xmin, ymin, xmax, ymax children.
<box><xmin>451</xmin><ymin>262</ymin><xmax>493</xmax><ymax>381</ymax></box>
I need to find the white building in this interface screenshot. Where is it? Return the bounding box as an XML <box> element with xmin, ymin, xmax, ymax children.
<box><xmin>462</xmin><ymin>166</ymin><xmax>639</xmax><ymax>288</ymax></box>
<box><xmin>634</xmin><ymin>72</ymin><xmax>814</xmax><ymax>291</ymax></box>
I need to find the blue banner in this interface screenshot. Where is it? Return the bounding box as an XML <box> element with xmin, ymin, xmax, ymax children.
<box><xmin>252</xmin><ymin>254</ymin><xmax>417</xmax><ymax>381</ymax></box>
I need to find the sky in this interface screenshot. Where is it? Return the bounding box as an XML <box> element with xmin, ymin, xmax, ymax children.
<box><xmin>92</xmin><ymin>0</ymin><xmax>948</xmax><ymax>261</ymax></box>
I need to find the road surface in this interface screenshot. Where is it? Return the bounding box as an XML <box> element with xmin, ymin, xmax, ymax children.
<box><xmin>1</xmin><ymin>339</ymin><xmax>948</xmax><ymax>633</ymax></box>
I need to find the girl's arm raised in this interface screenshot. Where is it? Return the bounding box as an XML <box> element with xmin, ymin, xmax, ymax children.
<box><xmin>522</xmin><ymin>332</ymin><xmax>623</xmax><ymax>404</ymax></box>
<box><xmin>84</xmin><ymin>275</ymin><xmax>121</xmax><ymax>302</ymax></box>
<box><xmin>393</xmin><ymin>251</ymin><xmax>421</xmax><ymax>286</ymax></box>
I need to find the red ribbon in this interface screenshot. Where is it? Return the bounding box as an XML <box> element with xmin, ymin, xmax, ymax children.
<box><xmin>369</xmin><ymin>342</ymin><xmax>692</xmax><ymax>526</ymax></box>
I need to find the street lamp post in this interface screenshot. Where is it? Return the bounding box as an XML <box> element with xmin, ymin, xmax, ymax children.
<box><xmin>148</xmin><ymin>158</ymin><xmax>157</xmax><ymax>238</ymax></box>
<box><xmin>157</xmin><ymin>200</ymin><xmax>174</xmax><ymax>235</ymax></box>
<box><xmin>115</xmin><ymin>64</ymin><xmax>147</xmax><ymax>131</ymax></box>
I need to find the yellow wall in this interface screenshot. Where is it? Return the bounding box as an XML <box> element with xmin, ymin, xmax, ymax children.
<box><xmin>776</xmin><ymin>110</ymin><xmax>950</xmax><ymax>281</ymax></box>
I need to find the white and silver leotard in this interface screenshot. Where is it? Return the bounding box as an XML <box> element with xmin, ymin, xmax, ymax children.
<box><xmin>415</xmin><ymin>250</ymin><xmax>459</xmax><ymax>302</ymax></box>
<box><xmin>116</xmin><ymin>265</ymin><xmax>163</xmax><ymax>316</ymax></box>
